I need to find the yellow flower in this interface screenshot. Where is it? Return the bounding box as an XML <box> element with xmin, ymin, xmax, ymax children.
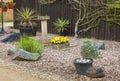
<box><xmin>50</xmin><ymin>36</ymin><xmax>70</xmax><ymax>44</ymax></box>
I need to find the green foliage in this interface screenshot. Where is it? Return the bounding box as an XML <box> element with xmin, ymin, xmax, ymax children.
<box><xmin>0</xmin><ymin>2</ymin><xmax>8</xmax><ymax>8</ymax></box>
<box><xmin>81</xmin><ymin>39</ymin><xmax>99</xmax><ymax>60</ymax></box>
<box><xmin>16</xmin><ymin>8</ymin><xmax>35</xmax><ymax>25</ymax></box>
<box><xmin>0</xmin><ymin>20</ymin><xmax>13</xmax><ymax>22</ymax></box>
<box><xmin>16</xmin><ymin>37</ymin><xmax>44</xmax><ymax>55</ymax></box>
<box><xmin>54</xmin><ymin>18</ymin><xmax>70</xmax><ymax>33</ymax></box>
<box><xmin>8</xmin><ymin>1</ymin><xmax>16</xmax><ymax>6</ymax></box>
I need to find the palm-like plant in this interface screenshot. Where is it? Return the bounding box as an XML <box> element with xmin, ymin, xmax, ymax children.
<box><xmin>16</xmin><ymin>8</ymin><xmax>35</xmax><ymax>26</ymax></box>
<box><xmin>54</xmin><ymin>18</ymin><xmax>70</xmax><ymax>33</ymax></box>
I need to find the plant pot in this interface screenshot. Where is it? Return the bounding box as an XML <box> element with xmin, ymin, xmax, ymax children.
<box><xmin>73</xmin><ymin>58</ymin><xmax>93</xmax><ymax>74</ymax></box>
<box><xmin>52</xmin><ymin>43</ymin><xmax>70</xmax><ymax>49</ymax></box>
<box><xmin>2</xmin><ymin>8</ymin><xmax>7</xmax><ymax>12</ymax></box>
<box><xmin>19</xmin><ymin>25</ymin><xmax>37</xmax><ymax>36</ymax></box>
<box><xmin>59</xmin><ymin>30</ymin><xmax>67</xmax><ymax>36</ymax></box>
<box><xmin>8</xmin><ymin>6</ymin><xmax>13</xmax><ymax>9</ymax></box>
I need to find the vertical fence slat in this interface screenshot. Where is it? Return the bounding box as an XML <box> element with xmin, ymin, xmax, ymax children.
<box><xmin>13</xmin><ymin>0</ymin><xmax>120</xmax><ymax>41</ymax></box>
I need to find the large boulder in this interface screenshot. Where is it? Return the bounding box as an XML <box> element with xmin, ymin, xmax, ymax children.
<box><xmin>10</xmin><ymin>49</ymin><xmax>41</xmax><ymax>61</ymax></box>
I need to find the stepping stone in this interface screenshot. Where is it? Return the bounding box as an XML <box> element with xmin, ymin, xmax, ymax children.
<box><xmin>86</xmin><ymin>66</ymin><xmax>105</xmax><ymax>78</ymax></box>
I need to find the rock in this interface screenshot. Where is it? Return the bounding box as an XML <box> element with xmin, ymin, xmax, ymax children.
<box><xmin>1</xmin><ymin>33</ymin><xmax>21</xmax><ymax>42</ymax></box>
<box><xmin>8</xmin><ymin>48</ymin><xmax>18</xmax><ymax>55</ymax></box>
<box><xmin>86</xmin><ymin>66</ymin><xmax>105</xmax><ymax>78</ymax></box>
<box><xmin>97</xmin><ymin>41</ymin><xmax>105</xmax><ymax>49</ymax></box>
<box><xmin>12</xmin><ymin>49</ymin><xmax>41</xmax><ymax>61</ymax></box>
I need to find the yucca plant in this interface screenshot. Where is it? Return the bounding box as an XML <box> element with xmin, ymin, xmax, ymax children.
<box><xmin>16</xmin><ymin>37</ymin><xmax>44</xmax><ymax>55</ymax></box>
<box><xmin>54</xmin><ymin>18</ymin><xmax>70</xmax><ymax>33</ymax></box>
<box><xmin>16</xmin><ymin>8</ymin><xmax>35</xmax><ymax>26</ymax></box>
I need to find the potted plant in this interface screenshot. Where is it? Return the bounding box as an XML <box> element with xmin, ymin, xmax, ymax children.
<box><xmin>54</xmin><ymin>18</ymin><xmax>70</xmax><ymax>36</ymax></box>
<box><xmin>8</xmin><ymin>1</ymin><xmax>16</xmax><ymax>9</ymax></box>
<box><xmin>0</xmin><ymin>2</ymin><xmax>8</xmax><ymax>12</ymax></box>
<box><xmin>16</xmin><ymin>8</ymin><xmax>37</xmax><ymax>36</ymax></box>
<box><xmin>74</xmin><ymin>39</ymin><xmax>100</xmax><ymax>74</ymax></box>
<box><xmin>50</xmin><ymin>36</ymin><xmax>70</xmax><ymax>49</ymax></box>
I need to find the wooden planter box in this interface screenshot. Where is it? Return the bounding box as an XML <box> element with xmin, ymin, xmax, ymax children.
<box><xmin>52</xmin><ymin>43</ymin><xmax>70</xmax><ymax>49</ymax></box>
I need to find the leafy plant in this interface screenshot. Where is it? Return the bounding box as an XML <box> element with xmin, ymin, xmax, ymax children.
<box><xmin>50</xmin><ymin>36</ymin><xmax>69</xmax><ymax>45</ymax></box>
<box><xmin>16</xmin><ymin>8</ymin><xmax>35</xmax><ymax>26</ymax></box>
<box><xmin>0</xmin><ymin>2</ymin><xmax>8</xmax><ymax>8</ymax></box>
<box><xmin>16</xmin><ymin>37</ymin><xmax>44</xmax><ymax>55</ymax></box>
<box><xmin>54</xmin><ymin>18</ymin><xmax>70</xmax><ymax>33</ymax></box>
<box><xmin>8</xmin><ymin>1</ymin><xmax>16</xmax><ymax>6</ymax></box>
<box><xmin>80</xmin><ymin>39</ymin><xmax>99</xmax><ymax>60</ymax></box>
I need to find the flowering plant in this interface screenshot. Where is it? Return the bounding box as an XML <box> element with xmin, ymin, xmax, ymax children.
<box><xmin>50</xmin><ymin>36</ymin><xmax>70</xmax><ymax>45</ymax></box>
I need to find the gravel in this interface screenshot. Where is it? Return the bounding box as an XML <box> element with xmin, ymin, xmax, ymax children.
<box><xmin>0</xmin><ymin>33</ymin><xmax>120</xmax><ymax>81</ymax></box>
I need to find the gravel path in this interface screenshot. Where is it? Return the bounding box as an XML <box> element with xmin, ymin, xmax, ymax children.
<box><xmin>0</xmin><ymin>33</ymin><xmax>120</xmax><ymax>81</ymax></box>
<box><xmin>0</xmin><ymin>60</ymin><xmax>52</xmax><ymax>81</ymax></box>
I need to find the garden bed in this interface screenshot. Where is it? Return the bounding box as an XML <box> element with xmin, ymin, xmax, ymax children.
<box><xmin>0</xmin><ymin>34</ymin><xmax>120</xmax><ymax>81</ymax></box>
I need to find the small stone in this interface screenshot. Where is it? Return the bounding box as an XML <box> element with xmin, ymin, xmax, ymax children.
<box><xmin>97</xmin><ymin>41</ymin><xmax>105</xmax><ymax>49</ymax></box>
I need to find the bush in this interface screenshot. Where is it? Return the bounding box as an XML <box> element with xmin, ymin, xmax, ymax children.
<box><xmin>81</xmin><ymin>39</ymin><xmax>99</xmax><ymax>60</ymax></box>
<box><xmin>16</xmin><ymin>37</ymin><xmax>44</xmax><ymax>55</ymax></box>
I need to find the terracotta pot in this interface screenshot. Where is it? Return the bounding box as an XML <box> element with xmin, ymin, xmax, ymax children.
<box><xmin>2</xmin><ymin>8</ymin><xmax>7</xmax><ymax>12</ymax></box>
<box><xmin>8</xmin><ymin>6</ymin><xmax>13</xmax><ymax>9</ymax></box>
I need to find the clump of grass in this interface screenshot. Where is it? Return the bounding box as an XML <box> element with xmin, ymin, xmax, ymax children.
<box><xmin>16</xmin><ymin>37</ymin><xmax>44</xmax><ymax>55</ymax></box>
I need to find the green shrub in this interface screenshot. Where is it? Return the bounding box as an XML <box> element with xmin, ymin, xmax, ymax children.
<box><xmin>81</xmin><ymin>39</ymin><xmax>99</xmax><ymax>60</ymax></box>
<box><xmin>16</xmin><ymin>37</ymin><xmax>44</xmax><ymax>55</ymax></box>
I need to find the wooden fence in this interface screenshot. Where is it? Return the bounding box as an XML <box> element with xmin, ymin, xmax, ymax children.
<box><xmin>13</xmin><ymin>0</ymin><xmax>120</xmax><ymax>41</ymax></box>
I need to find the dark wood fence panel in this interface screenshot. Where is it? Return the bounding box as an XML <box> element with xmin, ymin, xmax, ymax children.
<box><xmin>13</xmin><ymin>0</ymin><xmax>120</xmax><ymax>41</ymax></box>
<box><xmin>41</xmin><ymin>0</ymin><xmax>76</xmax><ymax>36</ymax></box>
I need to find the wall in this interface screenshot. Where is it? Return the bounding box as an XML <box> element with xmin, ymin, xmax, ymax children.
<box><xmin>2</xmin><ymin>0</ymin><xmax>13</xmax><ymax>20</ymax></box>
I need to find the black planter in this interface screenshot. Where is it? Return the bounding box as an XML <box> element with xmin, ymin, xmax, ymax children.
<box><xmin>19</xmin><ymin>25</ymin><xmax>37</xmax><ymax>36</ymax></box>
<box><xmin>73</xmin><ymin>58</ymin><xmax>93</xmax><ymax>74</ymax></box>
<box><xmin>59</xmin><ymin>30</ymin><xmax>67</xmax><ymax>36</ymax></box>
